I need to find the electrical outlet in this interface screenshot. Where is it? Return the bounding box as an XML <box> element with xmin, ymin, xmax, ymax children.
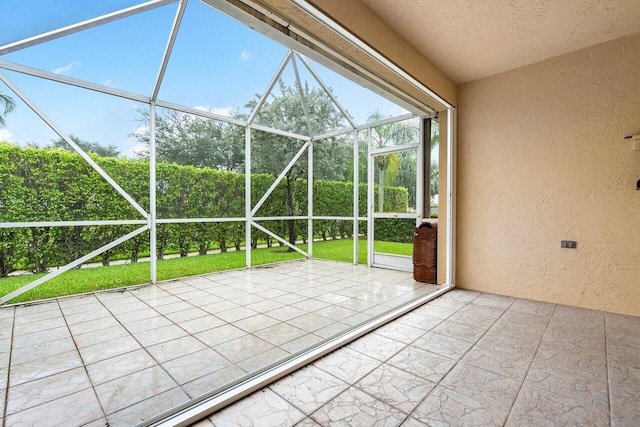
<box><xmin>561</xmin><ymin>240</ymin><xmax>577</xmax><ymax>249</ymax></box>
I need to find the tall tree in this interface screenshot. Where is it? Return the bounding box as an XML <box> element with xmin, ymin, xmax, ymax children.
<box><xmin>246</xmin><ymin>80</ymin><xmax>350</xmax><ymax>247</ymax></box>
<box><xmin>50</xmin><ymin>135</ymin><xmax>121</xmax><ymax>158</ymax></box>
<box><xmin>134</xmin><ymin>109</ymin><xmax>244</xmax><ymax>171</ymax></box>
<box><xmin>0</xmin><ymin>92</ymin><xmax>16</xmax><ymax>128</ymax></box>
<box><xmin>367</xmin><ymin>111</ymin><xmax>419</xmax><ymax>211</ymax></box>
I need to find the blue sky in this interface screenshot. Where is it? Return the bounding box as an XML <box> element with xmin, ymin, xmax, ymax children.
<box><xmin>0</xmin><ymin>0</ymin><xmax>408</xmax><ymax>157</ymax></box>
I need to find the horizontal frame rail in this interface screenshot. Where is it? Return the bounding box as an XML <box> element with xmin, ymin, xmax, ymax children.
<box><xmin>0</xmin><ymin>220</ymin><xmax>147</xmax><ymax>228</ymax></box>
<box><xmin>0</xmin><ymin>225</ymin><xmax>149</xmax><ymax>305</ymax></box>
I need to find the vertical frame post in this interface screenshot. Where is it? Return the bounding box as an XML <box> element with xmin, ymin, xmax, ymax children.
<box><xmin>446</xmin><ymin>107</ymin><xmax>456</xmax><ymax>287</ymax></box>
<box><xmin>367</xmin><ymin>128</ymin><xmax>374</xmax><ymax>267</ymax></box>
<box><xmin>149</xmin><ymin>102</ymin><xmax>157</xmax><ymax>283</ymax></box>
<box><xmin>308</xmin><ymin>140</ymin><xmax>313</xmax><ymax>257</ymax></box>
<box><xmin>245</xmin><ymin>127</ymin><xmax>252</xmax><ymax>268</ymax></box>
<box><xmin>416</xmin><ymin>118</ymin><xmax>425</xmax><ymax>227</ymax></box>
<box><xmin>352</xmin><ymin>130</ymin><xmax>359</xmax><ymax>265</ymax></box>
<box><xmin>423</xmin><ymin>118</ymin><xmax>432</xmax><ymax>221</ymax></box>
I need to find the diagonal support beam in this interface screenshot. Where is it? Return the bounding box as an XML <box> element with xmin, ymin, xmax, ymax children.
<box><xmin>247</xmin><ymin>50</ymin><xmax>293</xmax><ymax>126</ymax></box>
<box><xmin>296</xmin><ymin>53</ymin><xmax>357</xmax><ymax>129</ymax></box>
<box><xmin>251</xmin><ymin>221</ymin><xmax>308</xmax><ymax>258</ymax></box>
<box><xmin>291</xmin><ymin>55</ymin><xmax>314</xmax><ymax>138</ymax></box>
<box><xmin>152</xmin><ymin>0</ymin><xmax>188</xmax><ymax>101</ymax></box>
<box><xmin>0</xmin><ymin>0</ymin><xmax>178</xmax><ymax>56</ymax></box>
<box><xmin>0</xmin><ymin>225</ymin><xmax>149</xmax><ymax>305</ymax></box>
<box><xmin>0</xmin><ymin>71</ymin><xmax>149</xmax><ymax>219</ymax></box>
<box><xmin>250</xmin><ymin>140</ymin><xmax>310</xmax><ymax>215</ymax></box>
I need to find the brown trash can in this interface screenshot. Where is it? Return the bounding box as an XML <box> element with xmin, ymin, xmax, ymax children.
<box><xmin>413</xmin><ymin>222</ymin><xmax>437</xmax><ymax>283</ymax></box>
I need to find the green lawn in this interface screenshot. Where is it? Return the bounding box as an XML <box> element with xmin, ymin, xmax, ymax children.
<box><xmin>0</xmin><ymin>239</ymin><xmax>412</xmax><ymax>305</ymax></box>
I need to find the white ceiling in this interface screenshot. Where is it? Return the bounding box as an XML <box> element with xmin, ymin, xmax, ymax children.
<box><xmin>360</xmin><ymin>0</ymin><xmax>640</xmax><ymax>84</ymax></box>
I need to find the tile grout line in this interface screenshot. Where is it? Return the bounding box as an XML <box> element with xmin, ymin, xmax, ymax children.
<box><xmin>401</xmin><ymin>292</ymin><xmax>517</xmax><ymax>425</ymax></box>
<box><xmin>57</xmin><ymin>298</ymin><xmax>109</xmax><ymax>425</ymax></box>
<box><xmin>297</xmin><ymin>291</ymin><xmax>487</xmax><ymax>425</ymax></box>
<box><xmin>502</xmin><ymin>303</ymin><xmax>558</xmax><ymax>427</ymax></box>
<box><xmin>1</xmin><ymin>306</ymin><xmax>16</xmax><ymax>427</ymax></box>
<box><xmin>93</xmin><ymin>289</ymin><xmax>191</xmax><ymax>421</ymax></box>
<box><xmin>263</xmin><ymin>287</ymin><xmax>461</xmax><ymax>424</ymax></box>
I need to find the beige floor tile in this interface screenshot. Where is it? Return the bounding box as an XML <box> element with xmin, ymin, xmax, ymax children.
<box><xmin>133</xmin><ymin>324</ymin><xmax>189</xmax><ymax>347</ymax></box>
<box><xmin>106</xmin><ymin>387</ymin><xmax>190</xmax><ymax>427</ymax></box>
<box><xmin>11</xmin><ymin>325</ymin><xmax>71</xmax><ymax>349</ymax></box>
<box><xmin>12</xmin><ymin>315</ymin><xmax>67</xmax><ymax>336</ymax></box>
<box><xmin>234</xmin><ymin>313</ymin><xmax>281</xmax><ymax>333</ymax></box>
<box><xmin>415</xmin><ymin>386</ymin><xmax>503</xmax><ymax>427</ymax></box>
<box><xmin>505</xmin><ymin>385</ymin><xmax>609</xmax><ymax>427</ymax></box>
<box><xmin>182</xmin><ymin>364</ymin><xmax>246</xmax><ymax>398</ymax></box>
<box><xmin>164</xmin><ymin>307</ymin><xmax>211</xmax><ymax>323</ymax></box>
<box><xmin>78</xmin><ymin>335</ymin><xmax>142</xmax><ymax>365</ymax></box>
<box><xmin>209</xmin><ymin>388</ymin><xmax>305</xmax><ymax>427</ymax></box>
<box><xmin>271</xmin><ymin>365</ymin><xmax>349</xmax><ymax>414</ymax></box>
<box><xmin>120</xmin><ymin>315</ymin><xmax>173</xmax><ymax>334</ymax></box>
<box><xmin>278</xmin><ymin>333</ymin><xmax>322</xmax><ymax>355</ymax></box>
<box><xmin>10</xmin><ymin>350</ymin><xmax>83</xmax><ymax>386</ymax></box>
<box><xmin>431</xmin><ymin>320</ymin><xmax>488</xmax><ymax>343</ymax></box>
<box><xmin>412</xmin><ymin>331</ymin><xmax>474</xmax><ymax>360</ymax></box>
<box><xmin>86</xmin><ymin>349</ymin><xmax>157</xmax><ymax>385</ymax></box>
<box><xmin>255</xmin><ymin>323</ymin><xmax>308</xmax><ymax>347</ymax></box>
<box><xmin>95</xmin><ymin>364</ymin><xmax>179</xmax><ymax>415</ymax></box>
<box><xmin>347</xmin><ymin>332</ymin><xmax>407</xmax><ymax>362</ymax></box>
<box><xmin>215</xmin><ymin>334</ymin><xmax>275</xmax><ymax>364</ymax></box>
<box><xmin>67</xmin><ymin>316</ymin><xmax>121</xmax><ymax>336</ymax></box>
<box><xmin>355</xmin><ymin>363</ymin><xmax>435</xmax><ymax>413</ymax></box>
<box><xmin>194</xmin><ymin>324</ymin><xmax>247</xmax><ymax>347</ymax></box>
<box><xmin>374</xmin><ymin>322</ymin><xmax>426</xmax><ymax>344</ymax></box>
<box><xmin>310</xmin><ymin>387</ymin><xmax>406</xmax><ymax>426</ymax></box>
<box><xmin>10</xmin><ymin>336</ymin><xmax>76</xmax><ymax>365</ymax></box>
<box><xmin>388</xmin><ymin>346</ymin><xmax>456</xmax><ymax>383</ymax></box>
<box><xmin>314</xmin><ymin>347</ymin><xmax>382</xmax><ymax>385</ymax></box>
<box><xmin>264</xmin><ymin>306</ymin><xmax>308</xmax><ymax>322</ymax></box>
<box><xmin>162</xmin><ymin>348</ymin><xmax>233</xmax><ymax>385</ymax></box>
<box><xmin>5</xmin><ymin>388</ymin><xmax>103</xmax><ymax>427</ymax></box>
<box><xmin>147</xmin><ymin>336</ymin><xmax>208</xmax><ymax>363</ymax></box>
<box><xmin>238</xmin><ymin>347</ymin><xmax>290</xmax><ymax>373</ymax></box>
<box><xmin>72</xmin><ymin>324</ymin><xmax>130</xmax><ymax>348</ymax></box>
<box><xmin>6</xmin><ymin>367</ymin><xmax>92</xmax><ymax>415</ymax></box>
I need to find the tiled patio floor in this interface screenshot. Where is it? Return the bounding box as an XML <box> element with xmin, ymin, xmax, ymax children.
<box><xmin>193</xmin><ymin>289</ymin><xmax>640</xmax><ymax>427</ymax></box>
<box><xmin>0</xmin><ymin>259</ymin><xmax>441</xmax><ymax>426</ymax></box>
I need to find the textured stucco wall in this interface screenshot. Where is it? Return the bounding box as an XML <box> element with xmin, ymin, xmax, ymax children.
<box><xmin>457</xmin><ymin>32</ymin><xmax>640</xmax><ymax>315</ymax></box>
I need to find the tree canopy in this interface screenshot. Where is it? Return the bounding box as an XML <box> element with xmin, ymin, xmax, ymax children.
<box><xmin>50</xmin><ymin>135</ymin><xmax>121</xmax><ymax>158</ymax></box>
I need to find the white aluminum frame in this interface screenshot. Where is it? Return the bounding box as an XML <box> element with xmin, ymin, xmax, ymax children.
<box><xmin>0</xmin><ymin>1</ymin><xmax>457</xmax><ymax>425</ymax></box>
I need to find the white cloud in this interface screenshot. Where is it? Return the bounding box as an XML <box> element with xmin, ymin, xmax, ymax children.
<box><xmin>126</xmin><ymin>143</ymin><xmax>146</xmax><ymax>159</ymax></box>
<box><xmin>133</xmin><ymin>124</ymin><xmax>149</xmax><ymax>137</ymax></box>
<box><xmin>193</xmin><ymin>105</ymin><xmax>234</xmax><ymax>117</ymax></box>
<box><xmin>0</xmin><ymin>128</ymin><xmax>14</xmax><ymax>142</ymax></box>
<box><xmin>239</xmin><ymin>49</ymin><xmax>252</xmax><ymax>62</ymax></box>
<box><xmin>103</xmin><ymin>79</ymin><xmax>113</xmax><ymax>87</ymax></box>
<box><xmin>52</xmin><ymin>61</ymin><xmax>80</xmax><ymax>75</ymax></box>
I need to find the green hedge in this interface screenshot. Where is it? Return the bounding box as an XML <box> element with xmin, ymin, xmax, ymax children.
<box><xmin>0</xmin><ymin>143</ymin><xmax>412</xmax><ymax>275</ymax></box>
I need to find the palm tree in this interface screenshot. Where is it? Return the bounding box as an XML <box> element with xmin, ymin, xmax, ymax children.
<box><xmin>368</xmin><ymin>111</ymin><xmax>418</xmax><ymax>212</ymax></box>
<box><xmin>0</xmin><ymin>92</ymin><xmax>16</xmax><ymax>127</ymax></box>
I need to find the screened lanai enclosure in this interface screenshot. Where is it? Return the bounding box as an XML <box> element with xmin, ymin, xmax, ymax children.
<box><xmin>0</xmin><ymin>0</ymin><xmax>455</xmax><ymax>425</ymax></box>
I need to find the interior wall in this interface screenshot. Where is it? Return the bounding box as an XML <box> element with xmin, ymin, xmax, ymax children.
<box><xmin>456</xmin><ymin>32</ymin><xmax>640</xmax><ymax>315</ymax></box>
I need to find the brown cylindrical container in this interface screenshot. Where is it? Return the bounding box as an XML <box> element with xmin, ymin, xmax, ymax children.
<box><xmin>413</xmin><ymin>222</ymin><xmax>437</xmax><ymax>283</ymax></box>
